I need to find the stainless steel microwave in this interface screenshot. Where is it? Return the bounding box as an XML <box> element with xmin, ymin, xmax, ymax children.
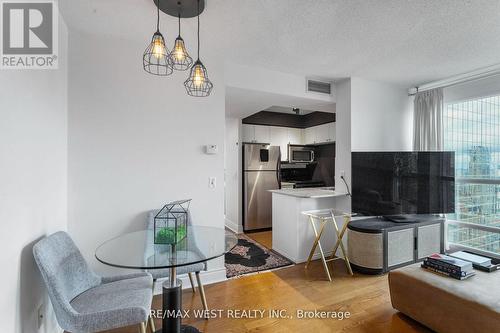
<box><xmin>288</xmin><ymin>145</ymin><xmax>315</xmax><ymax>163</ymax></box>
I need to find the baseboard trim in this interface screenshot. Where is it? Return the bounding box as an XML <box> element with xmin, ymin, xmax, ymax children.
<box><xmin>224</xmin><ymin>218</ymin><xmax>242</xmax><ymax>234</ymax></box>
<box><xmin>153</xmin><ymin>267</ymin><xmax>228</xmax><ymax>295</ymax></box>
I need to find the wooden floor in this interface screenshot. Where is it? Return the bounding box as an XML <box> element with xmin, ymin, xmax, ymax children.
<box><xmin>245</xmin><ymin>230</ymin><xmax>272</xmax><ymax>249</ymax></box>
<box><xmin>104</xmin><ymin>260</ymin><xmax>430</xmax><ymax>333</ymax></box>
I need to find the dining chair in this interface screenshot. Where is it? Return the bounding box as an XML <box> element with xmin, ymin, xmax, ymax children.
<box><xmin>145</xmin><ymin>209</ymin><xmax>209</xmax><ymax>313</ymax></box>
<box><xmin>33</xmin><ymin>231</ymin><xmax>154</xmax><ymax>333</ymax></box>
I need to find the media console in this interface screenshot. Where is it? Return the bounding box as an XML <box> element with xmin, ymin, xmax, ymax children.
<box><xmin>347</xmin><ymin>215</ymin><xmax>444</xmax><ymax>274</ymax></box>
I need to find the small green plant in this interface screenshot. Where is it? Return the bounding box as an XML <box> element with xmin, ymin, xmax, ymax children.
<box><xmin>155</xmin><ymin>225</ymin><xmax>187</xmax><ymax>244</ymax></box>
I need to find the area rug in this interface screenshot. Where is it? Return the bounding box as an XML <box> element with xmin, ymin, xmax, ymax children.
<box><xmin>225</xmin><ymin>234</ymin><xmax>294</xmax><ymax>278</ymax></box>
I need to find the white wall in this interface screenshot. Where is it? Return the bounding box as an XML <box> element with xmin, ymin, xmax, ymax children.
<box><xmin>224</xmin><ymin>117</ymin><xmax>242</xmax><ymax>233</ymax></box>
<box><xmin>67</xmin><ymin>31</ymin><xmax>226</xmax><ymax>276</ymax></box>
<box><xmin>0</xmin><ymin>18</ymin><xmax>68</xmax><ymax>333</ymax></box>
<box><xmin>225</xmin><ymin>63</ymin><xmax>335</xmax><ymax>104</ymax></box>
<box><xmin>334</xmin><ymin>79</ymin><xmax>352</xmax><ymax>213</ymax></box>
<box><xmin>350</xmin><ymin>77</ymin><xmax>413</xmax><ymax>151</ymax></box>
<box><xmin>333</xmin><ymin>77</ymin><xmax>413</xmax><ymax>213</ymax></box>
<box><xmin>225</xmin><ymin>63</ymin><xmax>336</xmax><ymax>119</ymax></box>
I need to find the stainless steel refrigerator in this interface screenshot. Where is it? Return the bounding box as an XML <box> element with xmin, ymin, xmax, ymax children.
<box><xmin>243</xmin><ymin>143</ymin><xmax>281</xmax><ymax>231</ymax></box>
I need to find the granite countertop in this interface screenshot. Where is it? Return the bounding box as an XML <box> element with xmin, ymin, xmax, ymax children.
<box><xmin>269</xmin><ymin>188</ymin><xmax>348</xmax><ymax>198</ymax></box>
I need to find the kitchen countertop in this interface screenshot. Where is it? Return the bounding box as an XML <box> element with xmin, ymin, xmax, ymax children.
<box><xmin>269</xmin><ymin>188</ymin><xmax>348</xmax><ymax>198</ymax></box>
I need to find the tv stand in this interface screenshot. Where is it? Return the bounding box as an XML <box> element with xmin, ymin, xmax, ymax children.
<box><xmin>382</xmin><ymin>214</ymin><xmax>423</xmax><ymax>223</ymax></box>
<box><xmin>347</xmin><ymin>215</ymin><xmax>444</xmax><ymax>274</ymax></box>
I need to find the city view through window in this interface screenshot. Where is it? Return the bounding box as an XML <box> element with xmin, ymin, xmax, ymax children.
<box><xmin>444</xmin><ymin>95</ymin><xmax>500</xmax><ymax>254</ymax></box>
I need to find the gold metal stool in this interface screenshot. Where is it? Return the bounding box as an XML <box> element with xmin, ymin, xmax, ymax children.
<box><xmin>302</xmin><ymin>209</ymin><xmax>354</xmax><ymax>281</ymax></box>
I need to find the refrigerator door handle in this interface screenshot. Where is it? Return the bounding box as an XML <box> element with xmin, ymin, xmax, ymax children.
<box><xmin>276</xmin><ymin>150</ymin><xmax>282</xmax><ymax>189</ymax></box>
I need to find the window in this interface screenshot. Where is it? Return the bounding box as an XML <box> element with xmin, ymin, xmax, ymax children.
<box><xmin>444</xmin><ymin>96</ymin><xmax>500</xmax><ymax>255</ymax></box>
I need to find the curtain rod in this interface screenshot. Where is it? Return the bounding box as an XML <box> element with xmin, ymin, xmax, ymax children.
<box><xmin>408</xmin><ymin>63</ymin><xmax>500</xmax><ymax>96</ymax></box>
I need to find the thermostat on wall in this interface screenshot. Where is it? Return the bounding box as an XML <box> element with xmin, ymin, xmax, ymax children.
<box><xmin>206</xmin><ymin>144</ymin><xmax>218</xmax><ymax>154</ymax></box>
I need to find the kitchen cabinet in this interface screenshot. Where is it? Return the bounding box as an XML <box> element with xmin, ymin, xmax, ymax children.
<box><xmin>287</xmin><ymin>128</ymin><xmax>303</xmax><ymax>145</ymax></box>
<box><xmin>304</xmin><ymin>122</ymin><xmax>335</xmax><ymax>144</ymax></box>
<box><xmin>254</xmin><ymin>125</ymin><xmax>270</xmax><ymax>143</ymax></box>
<box><xmin>270</xmin><ymin>127</ymin><xmax>305</xmax><ymax>161</ymax></box>
<box><xmin>242</xmin><ymin>124</ymin><xmax>270</xmax><ymax>143</ymax></box>
<box><xmin>270</xmin><ymin>127</ymin><xmax>288</xmax><ymax>161</ymax></box>
<box><xmin>315</xmin><ymin>124</ymin><xmax>329</xmax><ymax>143</ymax></box>
<box><xmin>304</xmin><ymin>127</ymin><xmax>315</xmax><ymax>145</ymax></box>
<box><xmin>244</xmin><ymin>124</ymin><xmax>303</xmax><ymax>160</ymax></box>
<box><xmin>242</xmin><ymin>124</ymin><xmax>255</xmax><ymax>142</ymax></box>
<box><xmin>242</xmin><ymin>123</ymin><xmax>333</xmax><ymax>147</ymax></box>
<box><xmin>328</xmin><ymin>122</ymin><xmax>336</xmax><ymax>142</ymax></box>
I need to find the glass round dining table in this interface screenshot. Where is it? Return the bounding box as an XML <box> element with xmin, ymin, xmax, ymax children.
<box><xmin>96</xmin><ymin>226</ymin><xmax>237</xmax><ymax>333</ymax></box>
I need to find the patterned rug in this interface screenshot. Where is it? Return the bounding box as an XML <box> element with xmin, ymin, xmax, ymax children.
<box><xmin>225</xmin><ymin>233</ymin><xmax>294</xmax><ymax>278</ymax></box>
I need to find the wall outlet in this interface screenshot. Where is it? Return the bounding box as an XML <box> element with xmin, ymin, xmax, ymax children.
<box><xmin>340</xmin><ymin>170</ymin><xmax>345</xmax><ymax>178</ymax></box>
<box><xmin>37</xmin><ymin>304</ymin><xmax>44</xmax><ymax>329</ymax></box>
<box><xmin>209</xmin><ymin>177</ymin><xmax>216</xmax><ymax>189</ymax></box>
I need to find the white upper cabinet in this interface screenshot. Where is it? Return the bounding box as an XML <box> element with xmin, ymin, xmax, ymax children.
<box><xmin>304</xmin><ymin>123</ymin><xmax>335</xmax><ymax>144</ymax></box>
<box><xmin>242</xmin><ymin>124</ymin><xmax>271</xmax><ymax>143</ymax></box>
<box><xmin>304</xmin><ymin>127</ymin><xmax>316</xmax><ymax>145</ymax></box>
<box><xmin>315</xmin><ymin>123</ymin><xmax>330</xmax><ymax>143</ymax></box>
<box><xmin>242</xmin><ymin>124</ymin><xmax>255</xmax><ymax>142</ymax></box>
<box><xmin>254</xmin><ymin>125</ymin><xmax>271</xmax><ymax>143</ymax></box>
<box><xmin>270</xmin><ymin>126</ymin><xmax>289</xmax><ymax>161</ymax></box>
<box><xmin>328</xmin><ymin>122</ymin><xmax>336</xmax><ymax>142</ymax></box>
<box><xmin>242</xmin><ymin>123</ymin><xmax>333</xmax><ymax>148</ymax></box>
<box><xmin>287</xmin><ymin>128</ymin><xmax>303</xmax><ymax>145</ymax></box>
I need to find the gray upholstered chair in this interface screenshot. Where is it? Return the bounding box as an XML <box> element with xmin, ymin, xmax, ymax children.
<box><xmin>146</xmin><ymin>209</ymin><xmax>209</xmax><ymax>312</ymax></box>
<box><xmin>33</xmin><ymin>231</ymin><xmax>154</xmax><ymax>333</ymax></box>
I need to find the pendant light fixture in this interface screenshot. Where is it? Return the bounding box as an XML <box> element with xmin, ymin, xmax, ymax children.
<box><xmin>170</xmin><ymin>13</ymin><xmax>193</xmax><ymax>70</ymax></box>
<box><xmin>184</xmin><ymin>0</ymin><xmax>213</xmax><ymax>97</ymax></box>
<box><xmin>143</xmin><ymin>0</ymin><xmax>172</xmax><ymax>76</ymax></box>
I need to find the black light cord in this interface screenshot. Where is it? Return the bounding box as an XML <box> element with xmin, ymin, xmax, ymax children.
<box><xmin>341</xmin><ymin>175</ymin><xmax>351</xmax><ymax>197</ymax></box>
<box><xmin>178</xmin><ymin>13</ymin><xmax>181</xmax><ymax>36</ymax></box>
<box><xmin>156</xmin><ymin>0</ymin><xmax>160</xmax><ymax>31</ymax></box>
<box><xmin>197</xmin><ymin>0</ymin><xmax>200</xmax><ymax>60</ymax></box>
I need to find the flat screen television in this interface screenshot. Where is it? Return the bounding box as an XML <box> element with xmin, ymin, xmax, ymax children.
<box><xmin>351</xmin><ymin>152</ymin><xmax>455</xmax><ymax>219</ymax></box>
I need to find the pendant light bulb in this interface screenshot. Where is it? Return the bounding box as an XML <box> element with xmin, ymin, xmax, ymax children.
<box><xmin>173</xmin><ymin>40</ymin><xmax>185</xmax><ymax>61</ymax></box>
<box><xmin>170</xmin><ymin>13</ymin><xmax>193</xmax><ymax>71</ymax></box>
<box><xmin>184</xmin><ymin>0</ymin><xmax>213</xmax><ymax>96</ymax></box>
<box><xmin>143</xmin><ymin>0</ymin><xmax>172</xmax><ymax>76</ymax></box>
<box><xmin>152</xmin><ymin>34</ymin><xmax>167</xmax><ymax>59</ymax></box>
<box><xmin>193</xmin><ymin>63</ymin><xmax>205</xmax><ymax>87</ymax></box>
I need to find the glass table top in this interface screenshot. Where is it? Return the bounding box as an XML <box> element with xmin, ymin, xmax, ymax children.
<box><xmin>95</xmin><ymin>226</ymin><xmax>237</xmax><ymax>269</ymax></box>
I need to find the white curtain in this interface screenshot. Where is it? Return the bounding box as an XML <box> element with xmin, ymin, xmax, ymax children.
<box><xmin>413</xmin><ymin>88</ymin><xmax>443</xmax><ymax>151</ymax></box>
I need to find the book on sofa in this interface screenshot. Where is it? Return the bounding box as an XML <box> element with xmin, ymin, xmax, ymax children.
<box><xmin>449</xmin><ymin>251</ymin><xmax>500</xmax><ymax>273</ymax></box>
<box><xmin>422</xmin><ymin>253</ymin><xmax>475</xmax><ymax>280</ymax></box>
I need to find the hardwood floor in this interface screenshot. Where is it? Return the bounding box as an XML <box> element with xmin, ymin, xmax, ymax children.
<box><xmin>245</xmin><ymin>230</ymin><xmax>272</xmax><ymax>249</ymax></box>
<box><xmin>103</xmin><ymin>260</ymin><xmax>431</xmax><ymax>333</ymax></box>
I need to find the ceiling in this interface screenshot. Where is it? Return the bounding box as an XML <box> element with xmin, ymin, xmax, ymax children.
<box><xmin>59</xmin><ymin>0</ymin><xmax>500</xmax><ymax>88</ymax></box>
<box><xmin>225</xmin><ymin>87</ymin><xmax>335</xmax><ymax>119</ymax></box>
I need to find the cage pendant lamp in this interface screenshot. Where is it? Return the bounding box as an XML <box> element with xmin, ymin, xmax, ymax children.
<box><xmin>170</xmin><ymin>14</ymin><xmax>193</xmax><ymax>70</ymax></box>
<box><xmin>184</xmin><ymin>0</ymin><xmax>213</xmax><ymax>97</ymax></box>
<box><xmin>143</xmin><ymin>0</ymin><xmax>172</xmax><ymax>76</ymax></box>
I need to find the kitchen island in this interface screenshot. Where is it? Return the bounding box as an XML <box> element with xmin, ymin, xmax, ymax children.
<box><xmin>270</xmin><ymin>188</ymin><xmax>348</xmax><ymax>263</ymax></box>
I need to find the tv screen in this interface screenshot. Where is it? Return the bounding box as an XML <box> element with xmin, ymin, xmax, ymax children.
<box><xmin>351</xmin><ymin>152</ymin><xmax>455</xmax><ymax>216</ymax></box>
